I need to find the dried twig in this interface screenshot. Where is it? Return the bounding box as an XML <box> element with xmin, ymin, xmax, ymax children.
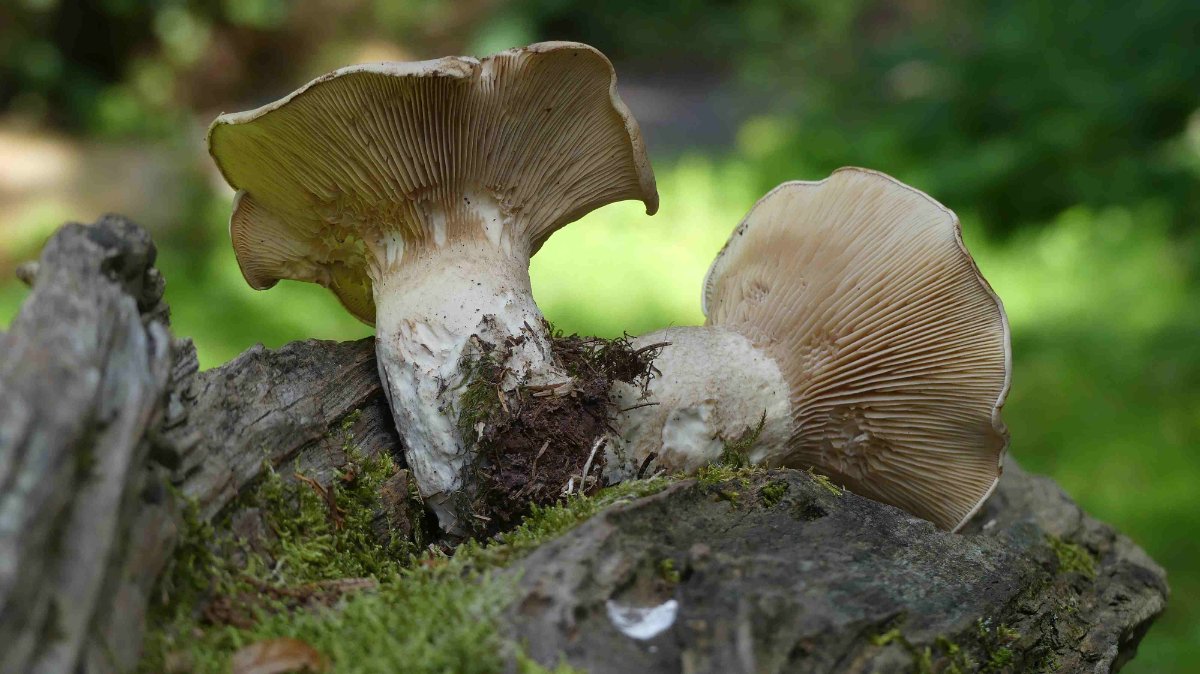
<box><xmin>295</xmin><ymin>473</ymin><xmax>344</xmax><ymax>530</ymax></box>
<box><xmin>636</xmin><ymin>452</ymin><xmax>659</xmax><ymax>479</ymax></box>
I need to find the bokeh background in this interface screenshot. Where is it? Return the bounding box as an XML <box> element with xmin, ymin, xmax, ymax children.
<box><xmin>2</xmin><ymin>1</ymin><xmax>1197</xmax><ymax>668</ymax></box>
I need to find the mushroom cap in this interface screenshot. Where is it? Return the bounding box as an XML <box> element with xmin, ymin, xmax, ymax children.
<box><xmin>703</xmin><ymin>167</ymin><xmax>1011</xmax><ymax>530</ymax></box>
<box><xmin>208</xmin><ymin>42</ymin><xmax>658</xmax><ymax>324</ymax></box>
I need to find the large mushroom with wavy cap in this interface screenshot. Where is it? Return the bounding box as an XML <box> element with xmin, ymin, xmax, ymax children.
<box><xmin>208</xmin><ymin>42</ymin><xmax>658</xmax><ymax>533</ymax></box>
<box><xmin>609</xmin><ymin>168</ymin><xmax>1009</xmax><ymax>530</ymax></box>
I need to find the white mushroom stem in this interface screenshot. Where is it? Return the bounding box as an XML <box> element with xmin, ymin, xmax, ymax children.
<box><xmin>371</xmin><ymin>238</ymin><xmax>566</xmax><ymax>530</ymax></box>
<box><xmin>607</xmin><ymin>326</ymin><xmax>792</xmax><ymax>480</ymax></box>
<box><xmin>204</xmin><ymin>43</ymin><xmax>659</xmax><ymax>533</ymax></box>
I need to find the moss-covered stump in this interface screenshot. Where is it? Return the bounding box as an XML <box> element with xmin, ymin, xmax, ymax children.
<box><xmin>3</xmin><ymin>218</ymin><xmax>1168</xmax><ymax>673</ymax></box>
<box><xmin>142</xmin><ymin>461</ymin><xmax>1166</xmax><ymax>673</ymax></box>
<box><xmin>502</xmin><ymin>462</ymin><xmax>1167</xmax><ymax>673</ymax></box>
<box><xmin>140</xmin><ymin>467</ymin><xmax>672</xmax><ymax>673</ymax></box>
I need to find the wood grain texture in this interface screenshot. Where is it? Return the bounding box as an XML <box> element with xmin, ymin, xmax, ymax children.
<box><xmin>0</xmin><ymin>217</ymin><xmax>1166</xmax><ymax>673</ymax></box>
<box><xmin>0</xmin><ymin>218</ymin><xmax>400</xmax><ymax>674</ymax></box>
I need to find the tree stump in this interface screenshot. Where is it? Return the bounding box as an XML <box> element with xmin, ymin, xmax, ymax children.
<box><xmin>0</xmin><ymin>218</ymin><xmax>1168</xmax><ymax>673</ymax></box>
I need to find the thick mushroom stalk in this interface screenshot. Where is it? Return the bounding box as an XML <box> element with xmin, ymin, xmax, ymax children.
<box><xmin>610</xmin><ymin>168</ymin><xmax>1010</xmax><ymax>530</ymax></box>
<box><xmin>207</xmin><ymin>43</ymin><xmax>657</xmax><ymax>532</ymax></box>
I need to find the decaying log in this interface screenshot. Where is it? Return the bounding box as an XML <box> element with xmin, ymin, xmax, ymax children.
<box><xmin>160</xmin><ymin>337</ymin><xmax>401</xmax><ymax>522</ymax></box>
<box><xmin>0</xmin><ymin>218</ymin><xmax>403</xmax><ymax>674</ymax></box>
<box><xmin>500</xmin><ymin>461</ymin><xmax>1167</xmax><ymax>673</ymax></box>
<box><xmin>0</xmin><ymin>218</ymin><xmax>1169</xmax><ymax>673</ymax></box>
<box><xmin>0</xmin><ymin>217</ymin><xmax>175</xmax><ymax>674</ymax></box>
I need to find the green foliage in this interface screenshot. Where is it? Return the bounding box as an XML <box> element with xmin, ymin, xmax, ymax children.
<box><xmin>3</xmin><ymin>1</ymin><xmax>1199</xmax><ymax>669</ymax></box>
<box><xmin>717</xmin><ymin>1</ymin><xmax>1200</xmax><ymax>238</ymax></box>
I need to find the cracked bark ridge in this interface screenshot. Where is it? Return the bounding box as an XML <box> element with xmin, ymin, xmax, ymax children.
<box><xmin>502</xmin><ymin>461</ymin><xmax>1167</xmax><ymax>673</ymax></box>
<box><xmin>0</xmin><ymin>218</ymin><xmax>403</xmax><ymax>674</ymax></box>
<box><xmin>0</xmin><ymin>216</ymin><xmax>177</xmax><ymax>674</ymax></box>
<box><xmin>160</xmin><ymin>337</ymin><xmax>401</xmax><ymax>522</ymax></box>
<box><xmin>0</xmin><ymin>216</ymin><xmax>1167</xmax><ymax>673</ymax></box>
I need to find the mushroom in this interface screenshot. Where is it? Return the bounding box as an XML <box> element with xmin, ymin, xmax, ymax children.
<box><xmin>208</xmin><ymin>42</ymin><xmax>658</xmax><ymax>532</ymax></box>
<box><xmin>609</xmin><ymin>168</ymin><xmax>1010</xmax><ymax>530</ymax></box>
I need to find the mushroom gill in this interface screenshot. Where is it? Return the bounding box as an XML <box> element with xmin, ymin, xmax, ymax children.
<box><xmin>208</xmin><ymin>42</ymin><xmax>657</xmax><ymax>533</ymax></box>
<box><xmin>611</xmin><ymin>168</ymin><xmax>1010</xmax><ymax>530</ymax></box>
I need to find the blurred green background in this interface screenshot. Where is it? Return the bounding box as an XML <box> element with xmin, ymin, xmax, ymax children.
<box><xmin>1</xmin><ymin>0</ymin><xmax>1197</xmax><ymax>669</ymax></box>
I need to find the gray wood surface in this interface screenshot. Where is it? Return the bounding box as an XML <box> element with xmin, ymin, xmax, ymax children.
<box><xmin>0</xmin><ymin>218</ymin><xmax>1168</xmax><ymax>673</ymax></box>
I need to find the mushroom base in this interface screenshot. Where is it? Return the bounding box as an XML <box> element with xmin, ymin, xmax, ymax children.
<box><xmin>457</xmin><ymin>332</ymin><xmax>661</xmax><ymax>535</ymax></box>
<box><xmin>372</xmin><ymin>241</ymin><xmax>562</xmax><ymax>534</ymax></box>
<box><xmin>608</xmin><ymin>326</ymin><xmax>793</xmax><ymax>479</ymax></box>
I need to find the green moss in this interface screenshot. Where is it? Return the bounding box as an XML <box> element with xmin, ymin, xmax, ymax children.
<box><xmin>461</xmin><ymin>476</ymin><xmax>671</xmax><ymax>569</ymax></box>
<box><xmin>871</xmin><ymin>628</ymin><xmax>903</xmax><ymax>647</ymax></box>
<box><xmin>516</xmin><ymin>653</ymin><xmax>586</xmax><ymax>674</ymax></box>
<box><xmin>913</xmin><ymin>646</ymin><xmax>933</xmax><ymax>673</ymax></box>
<box><xmin>934</xmin><ymin>635</ymin><xmax>976</xmax><ymax>674</ymax></box>
<box><xmin>658</xmin><ymin>558</ymin><xmax>681</xmax><ymax>585</ymax></box>
<box><xmin>971</xmin><ymin>618</ymin><xmax>1025</xmax><ymax>673</ymax></box>
<box><xmin>260</xmin><ymin>457</ymin><xmax>410</xmax><ymax>582</ymax></box>
<box><xmin>155</xmin><ymin>493</ymin><xmax>220</xmax><ymax>614</ymax></box>
<box><xmin>983</xmin><ymin>646</ymin><xmax>1014</xmax><ymax>672</ymax></box>
<box><xmin>1046</xmin><ymin>535</ymin><xmax>1098</xmax><ymax>580</ymax></box>
<box><xmin>143</xmin><ymin>444</ymin><xmax>418</xmax><ymax>670</ymax></box>
<box><xmin>869</xmin><ymin>628</ymin><xmax>933</xmax><ymax>673</ymax></box>
<box><xmin>719</xmin><ymin>413</ymin><xmax>765</xmax><ymax>468</ymax></box>
<box><xmin>807</xmin><ymin>468</ymin><xmax>843</xmax><ymax>496</ymax></box>
<box><xmin>696</xmin><ymin>462</ymin><xmax>761</xmax><ymax>486</ymax></box>
<box><xmin>144</xmin><ymin>464</ymin><xmax>670</xmax><ymax>673</ymax></box>
<box><xmin>74</xmin><ymin>444</ymin><xmax>96</xmax><ymax>480</ymax></box>
<box><xmin>759</xmin><ymin>479</ymin><xmax>789</xmax><ymax>507</ymax></box>
<box><xmin>455</xmin><ymin>345</ymin><xmax>506</xmax><ymax>441</ymax></box>
<box><xmin>997</xmin><ymin>624</ymin><xmax>1021</xmax><ymax>642</ymax></box>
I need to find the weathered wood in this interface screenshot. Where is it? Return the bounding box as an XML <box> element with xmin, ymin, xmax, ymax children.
<box><xmin>160</xmin><ymin>337</ymin><xmax>401</xmax><ymax>521</ymax></box>
<box><xmin>0</xmin><ymin>216</ymin><xmax>174</xmax><ymax>674</ymax></box>
<box><xmin>0</xmin><ymin>218</ymin><xmax>1169</xmax><ymax>673</ymax></box>
<box><xmin>502</xmin><ymin>461</ymin><xmax>1168</xmax><ymax>673</ymax></box>
<box><xmin>0</xmin><ymin>218</ymin><xmax>402</xmax><ymax>674</ymax></box>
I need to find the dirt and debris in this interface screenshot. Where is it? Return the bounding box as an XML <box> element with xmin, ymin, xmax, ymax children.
<box><xmin>371</xmin><ymin>468</ymin><xmax>426</xmax><ymax>550</ymax></box>
<box><xmin>457</xmin><ymin>325</ymin><xmax>665</xmax><ymax>535</ymax></box>
<box><xmin>203</xmin><ymin>577</ymin><xmax>379</xmax><ymax>629</ymax></box>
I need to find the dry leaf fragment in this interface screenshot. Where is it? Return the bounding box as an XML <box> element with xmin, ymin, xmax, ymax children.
<box><xmin>231</xmin><ymin>637</ymin><xmax>328</xmax><ymax>674</ymax></box>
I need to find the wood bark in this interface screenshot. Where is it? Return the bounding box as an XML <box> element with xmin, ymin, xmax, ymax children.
<box><xmin>0</xmin><ymin>217</ymin><xmax>175</xmax><ymax>673</ymax></box>
<box><xmin>0</xmin><ymin>218</ymin><xmax>1168</xmax><ymax>673</ymax></box>
<box><xmin>502</xmin><ymin>460</ymin><xmax>1167</xmax><ymax>673</ymax></box>
<box><xmin>0</xmin><ymin>217</ymin><xmax>399</xmax><ymax>674</ymax></box>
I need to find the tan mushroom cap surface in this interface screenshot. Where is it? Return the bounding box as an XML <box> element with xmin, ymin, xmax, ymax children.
<box><xmin>208</xmin><ymin>42</ymin><xmax>658</xmax><ymax>324</ymax></box>
<box><xmin>704</xmin><ymin>167</ymin><xmax>1011</xmax><ymax>530</ymax></box>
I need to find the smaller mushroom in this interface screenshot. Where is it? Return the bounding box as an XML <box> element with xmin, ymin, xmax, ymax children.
<box><xmin>609</xmin><ymin>168</ymin><xmax>1010</xmax><ymax>530</ymax></box>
